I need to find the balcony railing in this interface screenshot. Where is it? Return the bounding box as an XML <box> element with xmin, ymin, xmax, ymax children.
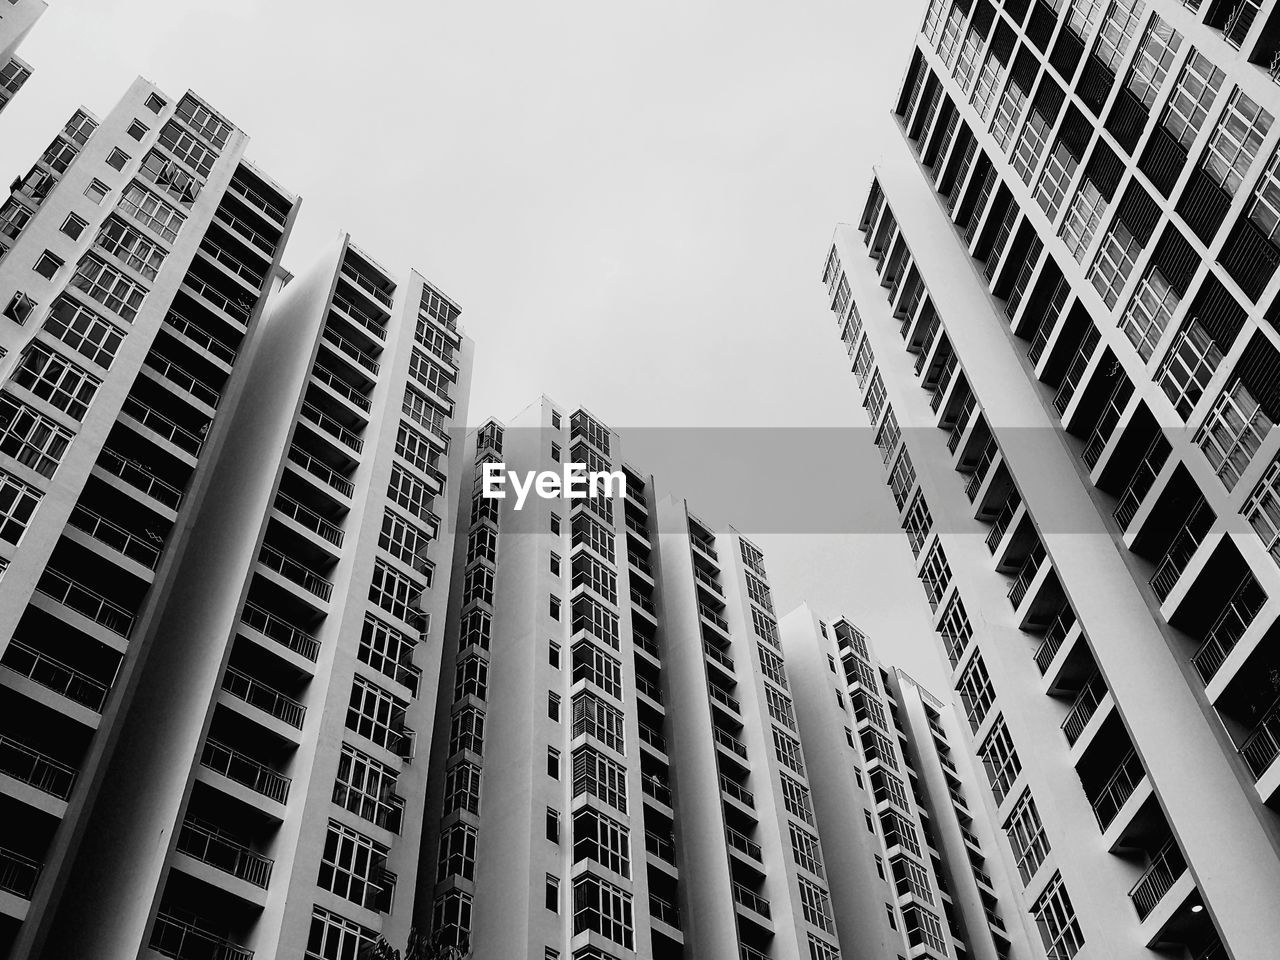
<box><xmin>639</xmin><ymin>724</ymin><xmax>667</xmax><ymax>753</ymax></box>
<box><xmin>1128</xmin><ymin>839</ymin><xmax>1187</xmax><ymax>921</ymax></box>
<box><xmin>331</xmin><ymin>294</ymin><xmax>388</xmax><ymax>341</ymax></box>
<box><xmin>636</xmin><ymin>674</ymin><xmax>663</xmax><ymax>704</ymax></box>
<box><xmin>732</xmin><ymin>882</ymin><xmax>771</xmax><ymax>917</ymax></box>
<box><xmin>691</xmin><ymin>535</ymin><xmax>718</xmax><ymax>561</ymax></box>
<box><xmin>631</xmin><ymin>588</ymin><xmax>656</xmax><ymax>616</ymax></box>
<box><xmin>221</xmin><ymin>666</ymin><xmax>305</xmax><ymax>728</ymax></box>
<box><xmin>965</xmin><ymin>440</ymin><xmax>998</xmax><ymax>501</ymax></box>
<box><xmin>1114</xmin><ymin>435</ymin><xmax>1171</xmax><ymax>530</ymax></box>
<box><xmin>633</xmin><ymin>631</ymin><xmax>660</xmax><ymax>660</ymax></box>
<box><xmin>258</xmin><ymin>543</ymin><xmax>333</xmax><ymax>601</ymax></box>
<box><xmin>1191</xmin><ymin>575</ymin><xmax>1267</xmax><ymax>684</ymax></box>
<box><xmin>321</xmin><ymin>325</ymin><xmax>380</xmax><ymax>375</ymax></box>
<box><xmin>1240</xmin><ymin>696</ymin><xmax>1280</xmax><ymax>779</ymax></box>
<box><xmin>240</xmin><ymin>601</ymin><xmax>320</xmax><ymax>662</ymax></box>
<box><xmin>650</xmin><ymin>894</ymin><xmax>681</xmax><ymax>928</ymax></box>
<box><xmin>229</xmin><ymin>179</ymin><xmax>288</xmax><ymax>226</ymax></box>
<box><xmin>36</xmin><ymin>568</ymin><xmax>135</xmax><ymax>636</ymax></box>
<box><xmin>1</xmin><ymin>639</ymin><xmax>110</xmax><ymax>711</ymax></box>
<box><xmin>1007</xmin><ymin>543</ymin><xmax>1046</xmax><ymax>609</ymax></box>
<box><xmin>200</xmin><ymin>737</ymin><xmax>290</xmax><ymax>804</ymax></box>
<box><xmin>0</xmin><ymin>735</ymin><xmax>77</xmax><ymax>799</ymax></box>
<box><xmin>311</xmin><ymin>362</ymin><xmax>372</xmax><ymax>413</ymax></box>
<box><xmin>213</xmin><ymin>209</ymin><xmax>275</xmax><ymax>256</ymax></box>
<box><xmin>300</xmin><ymin>401</ymin><xmax>364</xmax><ymax>454</ymax></box>
<box><xmin>645</xmin><ymin>829</ymin><xmax>675</xmax><ymax>862</ymax></box>
<box><xmin>739</xmin><ymin>946</ymin><xmax>771</xmax><ymax>960</ymax></box>
<box><xmin>286</xmin><ymin>443</ymin><xmax>355</xmax><ymax>498</ymax></box>
<box><xmin>149</xmin><ymin>913</ymin><xmax>253</xmax><ymax>960</ymax></box>
<box><xmin>1034</xmin><ymin>606</ymin><xmax>1077</xmax><ymax>673</ymax></box>
<box><xmin>144</xmin><ymin>351</ymin><xmax>222</xmax><ymax>408</ymax></box>
<box><xmin>0</xmin><ymin>847</ymin><xmax>41</xmax><ymax>899</ymax></box>
<box><xmin>642</xmin><ymin>773</ymin><xmax>672</xmax><ymax>806</ymax></box>
<box><xmin>341</xmin><ymin>265</ymin><xmax>394</xmax><ymax>308</ymax></box>
<box><xmin>714</xmin><ymin>727</ymin><xmax>749</xmax><ymax>759</ymax></box>
<box><xmin>703</xmin><ymin>641</ymin><xmax>735</xmax><ymax>673</ymax></box>
<box><xmin>97</xmin><ymin>447</ymin><xmax>185</xmax><ymax>510</ymax></box>
<box><xmin>726</xmin><ymin>826</ymin><xmax>763</xmax><ymax>861</ymax></box>
<box><xmin>708</xmin><ymin>682</ymin><xmax>741</xmax><ymax>714</ymax></box>
<box><xmin>720</xmin><ymin>773</ymin><xmax>754</xmax><ymax>808</ymax></box>
<box><xmin>67</xmin><ymin>503</ymin><xmax>162</xmax><ymax>568</ymax></box>
<box><xmin>699</xmin><ymin>604</ymin><xmax>729</xmax><ymax>632</ymax></box>
<box><xmin>1092</xmin><ymin>749</ymin><xmax>1145</xmax><ymax>829</ymax></box>
<box><xmin>200</xmin><ymin>240</ymin><xmax>264</xmax><ymax>289</ymax></box>
<box><xmin>1061</xmin><ymin>671</ymin><xmax>1106</xmax><ymax>745</ymax></box>
<box><xmin>1053</xmin><ymin>328</ymin><xmax>1099</xmax><ymax>416</ymax></box>
<box><xmin>183</xmin><ymin>273</ymin><xmax>253</xmax><ymax>322</ymax></box>
<box><xmin>1150</xmin><ymin>502</ymin><xmax>1211</xmax><ymax>601</ymax></box>
<box><xmin>985</xmin><ymin>490</ymin><xmax>1022</xmax><ymax>553</ymax></box>
<box><xmin>274</xmin><ymin>492</ymin><xmax>344</xmax><ymax>546</ymax></box>
<box><xmin>121</xmin><ymin>395</ymin><xmax>205</xmax><ymax>456</ymax></box>
<box><xmin>694</xmin><ymin>566</ymin><xmax>723</xmax><ymax>596</ymax></box>
<box><xmin>176</xmin><ymin>818</ymin><xmax>274</xmax><ymax>888</ymax></box>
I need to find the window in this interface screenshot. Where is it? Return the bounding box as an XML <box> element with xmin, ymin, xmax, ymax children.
<box><xmin>808</xmin><ymin>934</ymin><xmax>841</xmax><ymax>960</ymax></box>
<box><xmin>445</xmin><ymin>761</ymin><xmax>482</xmax><ymax>815</ymax></box>
<box><xmin>782</xmin><ymin>773</ymin><xmax>816</xmax><ymax>824</ymax></box>
<box><xmin>572</xmin><ymin>594</ymin><xmax>619</xmax><ymax>649</ymax></box>
<box><xmin>550</xmin><ymin>441</ymin><xmax>560</xmax><ymax>461</ymax></box>
<box><xmin>0</xmin><ymin>470</ymin><xmax>40</xmax><ymax>545</ymax></box>
<box><xmin>158</xmin><ymin>120</ymin><xmax>216</xmax><ymax>177</ymax></box>
<box><xmin>3</xmin><ymin>293</ymin><xmax>33</xmax><ymax>326</ymax></box>
<box><xmin>1245</xmin><ymin>456</ymin><xmax>1280</xmax><ymax>564</ymax></box>
<box><xmin>0</xmin><ymin>394</ymin><xmax>73</xmax><ymax>477</ymax></box>
<box><xmin>454</xmin><ymin>654</ymin><xmax>488</xmax><ymax>702</ymax></box>
<box><xmin>140</xmin><ymin>149</ymin><xmax>201</xmax><ymax>206</ymax></box>
<box><xmin>550</xmin><ymin>512</ymin><xmax>561</xmax><ymax>535</ymax></box>
<box><xmin>572</xmin><ymin>552</ymin><xmax>617</xmax><ymax>604</ymax></box>
<box><xmin>1162</xmin><ymin>50</ymin><xmax>1223</xmax><ymax>148</ymax></box>
<box><xmin>106</xmin><ymin>147</ymin><xmax>130</xmax><ymax>171</ymax></box>
<box><xmin>1126</xmin><ymin>16</ymin><xmax>1181</xmax><ymax>109</ymax></box>
<box><xmin>459</xmin><ymin>608</ymin><xmax>491</xmax><ymax>652</ymax></box>
<box><xmin>403</xmin><ymin>386</ymin><xmax>448</xmax><ymax>437</ymax></box>
<box><xmin>1013</xmin><ymin>108</ymin><xmax>1054</xmax><ymax>184</ymax></box>
<box><xmin>572</xmin><ymin>875</ymin><xmax>634</xmax><ymax>949</ymax></box>
<box><xmin>790</xmin><ymin>822</ymin><xmax>825</xmax><ymax>878</ymax></box>
<box><xmin>1032</xmin><ymin>873</ymin><xmax>1085</xmax><ymax>959</ymax></box>
<box><xmin>345</xmin><ymin>677</ymin><xmax>407</xmax><ymax>753</ymax></box>
<box><xmin>437</xmin><ymin>823</ymin><xmax>478</xmax><ymax>882</ymax></box>
<box><xmin>573</xmin><ymin>640</ymin><xmax>623</xmax><ymax>699</ymax></box>
<box><xmin>572</xmin><ymin>691</ymin><xmax>626</xmax><ymax>754</ymax></box>
<box><xmin>852</xmin><ymin>340</ymin><xmax>874</xmax><ymax>388</ymax></box>
<box><xmin>773</xmin><ymin>727</ymin><xmax>807</xmax><ymax>775</ymax></box>
<box><xmin>1088</xmin><ymin>216</ymin><xmax>1141</xmax><ymax>308</ymax></box>
<box><xmin>1198</xmin><ymin>379</ymin><xmax>1273</xmax><ymax>490</ymax></box>
<box><xmin>875</xmin><ymin>407</ymin><xmax>901</xmax><ymax>463</ymax></box>
<box><xmin>758</xmin><ymin>642</ymin><xmax>789</xmax><ymax>688</ymax></box>
<box><xmin>545</xmin><ymin>875</ymin><xmax>560</xmax><ymax>912</ymax></box>
<box><xmin>978</xmin><ymin>715</ymin><xmax>1021</xmax><ymax>803</ymax></box>
<box><xmin>317</xmin><ymin>820</ymin><xmax>391</xmax><ymax>912</ymax></box>
<box><xmin>549</xmin><ymin>595</ymin><xmax>561</xmax><ymax>620</ymax></box>
<box><xmin>551</xmin><ymin>410</ymin><xmax>561</xmax><ymax>429</ymax></box>
<box><xmin>1119</xmin><ymin>267</ymin><xmax>1178</xmax><ymax>360</ymax></box>
<box><xmin>32</xmin><ymin>251</ymin><xmax>63</xmax><ymax>280</ymax></box>
<box><xmin>1004</xmin><ymin>789</ymin><xmax>1051</xmax><ymax>883</ymax></box>
<box><xmin>746</xmin><ymin>572</ymin><xmax>775</xmax><ymax>614</ymax></box>
<box><xmin>358</xmin><ymin>614</ymin><xmax>417</xmax><ymax>688</ymax></box>
<box><xmin>127</xmin><ymin>119</ymin><xmax>149</xmax><ymax>141</ymax></box>
<box><xmin>573</xmin><ymin>807</ymin><xmax>631</xmax><ymax>877</ymax></box>
<box><xmin>903</xmin><ymin>904</ymin><xmax>947</xmax><ymax>952</ymax></box>
<box><xmin>886</xmin><ymin>904</ymin><xmax>898</xmax><ymax>930</ymax></box>
<box><xmin>550</xmin><ymin>551</ymin><xmax>561</xmax><ymax>576</ymax></box>
<box><xmin>889</xmin><ymin>449</ymin><xmax>916</xmax><ymax>510</ymax></box>
<box><xmin>40</xmin><ymin>138</ymin><xmax>78</xmax><ymax>174</ymax></box>
<box><xmin>955</xmin><ymin>28</ymin><xmax>982</xmax><ymax>93</ymax></box>
<box><xmin>1202</xmin><ymin>89</ymin><xmax>1273</xmax><ymax>195</ymax></box>
<box><xmin>0</xmin><ymin>199</ymin><xmax>32</xmax><ymax>240</ymax></box>
<box><xmin>902</xmin><ymin>492</ymin><xmax>933</xmax><ymax>557</ymax></box>
<box><xmin>145</xmin><ymin>92</ymin><xmax>166</xmax><ymax>113</ymax></box>
<box><xmin>388</xmin><ymin>465</ymin><xmax>434</xmax><ymax>522</ymax></box>
<box><xmin>42</xmin><ymin>298</ymin><xmax>123</xmax><ymax>369</ymax></box>
<box><xmin>548</xmin><ymin>691</ymin><xmax>561</xmax><ymax>721</ymax></box>
<box><xmin>957</xmin><ymin>654</ymin><xmax>996</xmax><ymax>729</ymax></box>
<box><xmin>370</xmin><ymin>559</ymin><xmax>425</xmax><ymax>625</ymax></box>
<box><xmin>12</xmin><ymin>343</ymin><xmax>100</xmax><ymax>420</ymax></box>
<box><xmin>939</xmin><ymin>593</ymin><xmax>974</xmax><ymax>666</ymax></box>
<box><xmin>547</xmin><ymin>807</ymin><xmax>561</xmax><ymax>842</ymax></box>
<box><xmin>892</xmin><ymin>855</ymin><xmax>934</xmax><ymax>904</ymax></box>
<box><xmin>432</xmin><ymin>890</ymin><xmax>472</xmax><ymax>950</ymax></box>
<box><xmin>799</xmin><ymin>877</ymin><xmax>835</xmax><ymax>933</ymax></box>
<box><xmin>1094</xmin><ymin>0</ymin><xmax>1143</xmax><ymax>71</ymax></box>
<box><xmin>59</xmin><ymin>215</ymin><xmax>89</xmax><ymax>242</ymax></box>
<box><xmin>118</xmin><ymin>182</ymin><xmax>186</xmax><ymax>242</ymax></box>
<box><xmin>572</xmin><ymin>511</ymin><xmax>615</xmax><ymax>562</ymax></box>
<box><xmin>69</xmin><ymin>254</ymin><xmax>146</xmax><ymax>321</ymax></box>
<box><xmin>176</xmin><ymin>93</ymin><xmax>233</xmax><ymax>149</ymax></box>
<box><xmin>871</xmin><ymin>768</ymin><xmax>912</xmax><ymax>812</ymax></box>
<box><xmin>394</xmin><ymin>421</ymin><xmax>439</xmax><ymax>477</ymax></box>
<box><xmin>1060</xmin><ymin>178</ymin><xmax>1106</xmax><ymax>261</ymax></box>
<box><xmin>880</xmin><ymin>810</ymin><xmax>922</xmax><ymax>856</ymax></box>
<box><xmin>84</xmin><ymin>179</ymin><xmax>109</xmax><ymax>204</ymax></box>
<box><xmin>919</xmin><ymin>541</ymin><xmax>952</xmax><ymax>610</ymax></box>
<box><xmin>1158</xmin><ymin>320</ymin><xmax>1222</xmax><ymax>418</ymax></box>
<box><xmin>1035</xmin><ymin>142</ymin><xmax>1078</xmax><ymax>221</ymax></box>
<box><xmin>863</xmin><ymin>371</ymin><xmax>887</xmax><ymax>421</ymax></box>
<box><xmin>572</xmin><ymin>746</ymin><xmax>627</xmax><ymax>812</ymax></box>
<box><xmin>765</xmin><ymin>684</ymin><xmax>798</xmax><ymax>730</ymax></box>
<box><xmin>447</xmin><ymin>704</ymin><xmax>485</xmax><ymax>757</ymax></box>
<box><xmin>550</xmin><ymin>640</ymin><xmax>561</xmax><ymax>668</ymax></box>
<box><xmin>547</xmin><ymin>747</ymin><xmax>561</xmax><ymax>779</ymax></box>
<box><xmin>971</xmin><ymin>51</ymin><xmax>1005</xmax><ymax>121</ymax></box>
<box><xmin>991</xmin><ymin>78</ymin><xmax>1028</xmax><ymax>151</ymax></box>
<box><xmin>307</xmin><ymin>907</ymin><xmax>376</xmax><ymax>960</ymax></box>
<box><xmin>93</xmin><ymin>216</ymin><xmax>166</xmax><ymax>280</ymax></box>
<box><xmin>874</xmin><ymin>855</ymin><xmax>885</xmax><ymax>879</ymax></box>
<box><xmin>865</xmin><ymin>810</ymin><xmax>876</xmax><ymax>832</ymax></box>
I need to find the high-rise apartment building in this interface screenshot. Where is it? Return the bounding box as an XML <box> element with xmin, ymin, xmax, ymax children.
<box><xmin>819</xmin><ymin>0</ymin><xmax>1280</xmax><ymax>958</ymax></box>
<box><xmin>0</xmin><ymin>0</ymin><xmax>44</xmax><ymax>115</ymax></box>
<box><xmin>0</xmin><ymin>77</ymin><xmax>473</xmax><ymax>960</ymax></box>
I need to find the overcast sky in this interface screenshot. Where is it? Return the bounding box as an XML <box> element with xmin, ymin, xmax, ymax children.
<box><xmin>0</xmin><ymin>0</ymin><xmax>948</xmax><ymax>689</ymax></box>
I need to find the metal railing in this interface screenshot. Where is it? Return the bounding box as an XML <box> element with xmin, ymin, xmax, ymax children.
<box><xmin>121</xmin><ymin>395</ymin><xmax>205</xmax><ymax>456</ymax></box>
<box><xmin>97</xmin><ymin>447</ymin><xmax>184</xmax><ymax>509</ymax></box>
<box><xmin>300</xmin><ymin>401</ymin><xmax>365</xmax><ymax>453</ymax></box>
<box><xmin>1061</xmin><ymin>671</ymin><xmax>1106</xmax><ymax>745</ymax></box>
<box><xmin>1091</xmin><ymin>749</ymin><xmax>1144</xmax><ymax>829</ymax></box>
<box><xmin>720</xmin><ymin>774</ymin><xmax>754</xmax><ymax>808</ymax></box>
<box><xmin>703</xmin><ymin>641</ymin><xmax>735</xmax><ymax>672</ymax></box>
<box><xmin>0</xmin><ymin>735</ymin><xmax>76</xmax><ymax>799</ymax></box>
<box><xmin>164</xmin><ymin>311</ymin><xmax>238</xmax><ymax>366</ymax></box>
<box><xmin>642</xmin><ymin>774</ymin><xmax>672</xmax><ymax>806</ymax></box>
<box><xmin>635</xmin><ymin>674</ymin><xmax>663</xmax><ymax>704</ymax></box>
<box><xmin>1053</xmin><ymin>328</ymin><xmax>1099</xmax><ymax>416</ymax></box>
<box><xmin>1114</xmin><ymin>434</ymin><xmax>1170</xmax><ymax>530</ymax></box>
<box><xmin>650</xmin><ymin>894</ymin><xmax>681</xmax><ymax>928</ymax></box>
<box><xmin>707</xmin><ymin>682</ymin><xmax>741</xmax><ymax>714</ymax></box>
<box><xmin>341</xmin><ymin>264</ymin><xmax>394</xmax><ymax>307</ymax></box>
<box><xmin>258</xmin><ymin>543</ymin><xmax>333</xmax><ymax>601</ymax></box>
<box><xmin>732</xmin><ymin>882</ymin><xmax>771</xmax><ymax>917</ymax></box>
<box><xmin>312</xmin><ymin>362</ymin><xmax>372</xmax><ymax>412</ymax></box>
<box><xmin>331</xmin><ymin>293</ymin><xmax>388</xmax><ymax>340</ymax></box>
<box><xmin>739</xmin><ymin>946</ymin><xmax>771</xmax><ymax>960</ymax></box>
<box><xmin>144</xmin><ymin>351</ymin><xmax>223</xmax><ymax>408</ymax></box>
<box><xmin>1241</xmin><ymin>696</ymin><xmax>1280</xmax><ymax>779</ymax></box>
<box><xmin>691</xmin><ymin>535</ymin><xmax>718</xmax><ymax>560</ymax></box>
<box><xmin>240</xmin><ymin>602</ymin><xmax>320</xmax><ymax>662</ymax></box>
<box><xmin>183</xmin><ymin>273</ymin><xmax>253</xmax><ymax>322</ymax></box>
<box><xmin>965</xmin><ymin>440</ymin><xmax>998</xmax><ymax>501</ymax></box>
<box><xmin>199</xmin><ymin>241</ymin><xmax>265</xmax><ymax>289</ymax></box>
<box><xmin>36</xmin><ymin>568</ymin><xmax>134</xmax><ymax>636</ymax></box>
<box><xmin>985</xmin><ymin>491</ymin><xmax>1022</xmax><ymax>554</ymax></box>
<box><xmin>645</xmin><ymin>829</ymin><xmax>675</xmax><ymax>861</ymax></box>
<box><xmin>1008</xmin><ymin>543</ymin><xmax>1046</xmax><ymax>609</ymax></box>
<box><xmin>149</xmin><ymin>913</ymin><xmax>253</xmax><ymax>960</ymax></box>
<box><xmin>274</xmin><ymin>492</ymin><xmax>344</xmax><ymax>546</ymax></box>
<box><xmin>1128</xmin><ymin>839</ymin><xmax>1187</xmax><ymax>920</ymax></box>
<box><xmin>229</xmin><ymin>179</ymin><xmax>288</xmax><ymax>225</ymax></box>
<box><xmin>177</xmin><ymin>818</ymin><xmax>273</xmax><ymax>888</ymax></box>
<box><xmin>286</xmin><ymin>444</ymin><xmax>355</xmax><ymax>498</ymax></box>
<box><xmin>630</xmin><ymin>588</ymin><xmax>656</xmax><ymax>616</ymax></box>
<box><xmin>1192</xmin><ymin>575</ymin><xmax>1267</xmax><ymax>683</ymax></box>
<box><xmin>1</xmin><ymin>639</ymin><xmax>110</xmax><ymax>710</ymax></box>
<box><xmin>200</xmin><ymin>738</ymin><xmax>290</xmax><ymax>803</ymax></box>
<box><xmin>694</xmin><ymin>566</ymin><xmax>723</xmax><ymax>595</ymax></box>
<box><xmin>68</xmin><ymin>503</ymin><xmax>162</xmax><ymax>568</ymax></box>
<box><xmin>639</xmin><ymin>724</ymin><xmax>667</xmax><ymax>753</ymax></box>
<box><xmin>714</xmin><ymin>726</ymin><xmax>749</xmax><ymax>759</ymax></box>
<box><xmin>213</xmin><ymin>209</ymin><xmax>275</xmax><ymax>256</ymax></box>
<box><xmin>633</xmin><ymin>631</ymin><xmax>660</xmax><ymax>659</ymax></box>
<box><xmin>222</xmin><ymin>666</ymin><xmax>305</xmax><ymax>728</ymax></box>
<box><xmin>0</xmin><ymin>847</ymin><xmax>41</xmax><ymax>899</ymax></box>
<box><xmin>1150</xmin><ymin>502</ymin><xmax>1211</xmax><ymax>601</ymax></box>
<box><xmin>725</xmin><ymin>826</ymin><xmax>762</xmax><ymax>861</ymax></box>
<box><xmin>1034</xmin><ymin>606</ymin><xmax>1076</xmax><ymax>674</ymax></box>
<box><xmin>699</xmin><ymin>603</ymin><xmax>729</xmax><ymax>632</ymax></box>
<box><xmin>321</xmin><ymin>325</ymin><xmax>381</xmax><ymax>375</ymax></box>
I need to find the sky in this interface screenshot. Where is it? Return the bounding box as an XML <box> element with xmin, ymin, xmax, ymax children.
<box><xmin>0</xmin><ymin>0</ymin><xmax>947</xmax><ymax>690</ymax></box>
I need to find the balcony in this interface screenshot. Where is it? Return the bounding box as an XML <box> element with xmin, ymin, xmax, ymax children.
<box><xmin>694</xmin><ymin>566</ymin><xmax>723</xmax><ymax>597</ymax></box>
<box><xmin>713</xmin><ymin>727</ymin><xmax>749</xmax><ymax>759</ymax></box>
<box><xmin>1034</xmin><ymin>606</ymin><xmax>1077</xmax><ymax>674</ymax></box>
<box><xmin>149</xmin><ymin>913</ymin><xmax>253</xmax><ymax>960</ymax></box>
<box><xmin>1</xmin><ymin>639</ymin><xmax>110</xmax><ymax>712</ymax></box>
<box><xmin>1007</xmin><ymin>543</ymin><xmax>1046</xmax><ymax>609</ymax></box>
<box><xmin>725</xmin><ymin>826</ymin><xmax>763</xmax><ymax>862</ymax></box>
<box><xmin>300</xmin><ymin>401</ymin><xmax>364</xmax><ymax>455</ymax></box>
<box><xmin>199</xmin><ymin>240</ymin><xmax>265</xmax><ymax>290</ymax></box>
<box><xmin>258</xmin><ymin>543</ymin><xmax>333</xmax><ymax>602</ymax></box>
<box><xmin>699</xmin><ymin>604</ymin><xmax>730</xmax><ymax>635</ymax></box>
<box><xmin>213</xmin><ymin>209</ymin><xmax>276</xmax><ymax>259</ymax></box>
<box><xmin>645</xmin><ymin>829</ymin><xmax>675</xmax><ymax>862</ymax></box>
<box><xmin>985</xmin><ymin>491</ymin><xmax>1022</xmax><ymax>554</ymax></box>
<box><xmin>331</xmin><ymin>293</ymin><xmax>387</xmax><ymax>341</ymax></box>
<box><xmin>200</xmin><ymin>738</ymin><xmax>290</xmax><ymax>804</ymax></box>
<box><xmin>739</xmin><ymin>946</ymin><xmax>771</xmax><ymax>960</ymax></box>
<box><xmin>340</xmin><ymin>264</ymin><xmax>394</xmax><ymax>309</ymax></box>
<box><xmin>642</xmin><ymin>773</ymin><xmax>672</xmax><ymax>807</ymax></box>
<box><xmin>703</xmin><ymin>641</ymin><xmax>735</xmax><ymax>674</ymax></box>
<box><xmin>1191</xmin><ymin>575</ymin><xmax>1267</xmax><ymax>684</ymax></box>
<box><xmin>143</xmin><ymin>351</ymin><xmax>222</xmax><ymax>409</ymax></box>
<box><xmin>650</xmin><ymin>894</ymin><xmax>681</xmax><ymax>929</ymax></box>
<box><xmin>221</xmin><ymin>666</ymin><xmax>305</xmax><ymax>729</ymax></box>
<box><xmin>229</xmin><ymin>179</ymin><xmax>288</xmax><ymax>228</ymax></box>
<box><xmin>690</xmin><ymin>535</ymin><xmax>718</xmax><ymax>562</ymax></box>
<box><xmin>1091</xmin><ymin>749</ymin><xmax>1145</xmax><ymax>830</ymax></box>
<box><xmin>121</xmin><ymin>396</ymin><xmax>205</xmax><ymax>458</ymax></box>
<box><xmin>720</xmin><ymin>774</ymin><xmax>755</xmax><ymax>809</ymax></box>
<box><xmin>1240</xmin><ymin>696</ymin><xmax>1280</xmax><ymax>780</ymax></box>
<box><xmin>631</xmin><ymin>589</ymin><xmax>657</xmax><ymax>618</ymax></box>
<box><xmin>286</xmin><ymin>444</ymin><xmax>354</xmax><ymax>498</ymax></box>
<box><xmin>182</xmin><ymin>273</ymin><xmax>254</xmax><ymax>325</ymax></box>
<box><xmin>321</xmin><ymin>325</ymin><xmax>380</xmax><ymax>376</ymax></box>
<box><xmin>0</xmin><ymin>847</ymin><xmax>40</xmax><ymax>900</ymax></box>
<box><xmin>707</xmin><ymin>683</ymin><xmax>741</xmax><ymax>715</ymax></box>
<box><xmin>1150</xmin><ymin>502</ymin><xmax>1212</xmax><ymax>601</ymax></box>
<box><xmin>636</xmin><ymin>674</ymin><xmax>664</xmax><ymax>705</ymax></box>
<box><xmin>964</xmin><ymin>440</ymin><xmax>998</xmax><ymax>501</ymax></box>
<box><xmin>732</xmin><ymin>882</ymin><xmax>771</xmax><ymax>918</ymax></box>
<box><xmin>1128</xmin><ymin>839</ymin><xmax>1187</xmax><ymax>921</ymax></box>
<box><xmin>240</xmin><ymin>602</ymin><xmax>320</xmax><ymax>662</ymax></box>
<box><xmin>1061</xmin><ymin>671</ymin><xmax>1107</xmax><ymax>746</ymax></box>
<box><xmin>176</xmin><ymin>818</ymin><xmax>273</xmax><ymax>888</ymax></box>
<box><xmin>1114</xmin><ymin>435</ymin><xmax>1171</xmax><ymax>531</ymax></box>
<box><xmin>36</xmin><ymin>568</ymin><xmax>134</xmax><ymax>637</ymax></box>
<box><xmin>0</xmin><ymin>735</ymin><xmax>77</xmax><ymax>800</ymax></box>
<box><xmin>97</xmin><ymin>447</ymin><xmax>185</xmax><ymax>511</ymax></box>
<box><xmin>639</xmin><ymin>723</ymin><xmax>668</xmax><ymax>753</ymax></box>
<box><xmin>274</xmin><ymin>493</ymin><xmax>344</xmax><ymax>547</ymax></box>
<box><xmin>67</xmin><ymin>503</ymin><xmax>162</xmax><ymax>569</ymax></box>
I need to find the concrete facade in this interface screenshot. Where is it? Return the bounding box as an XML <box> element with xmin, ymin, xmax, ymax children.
<box><xmin>0</xmin><ymin>0</ymin><xmax>44</xmax><ymax>116</ymax></box>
